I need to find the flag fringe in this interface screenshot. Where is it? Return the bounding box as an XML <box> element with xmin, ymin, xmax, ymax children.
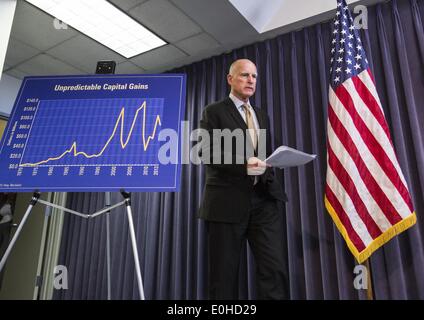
<box><xmin>324</xmin><ymin>196</ymin><xmax>417</xmax><ymax>263</ymax></box>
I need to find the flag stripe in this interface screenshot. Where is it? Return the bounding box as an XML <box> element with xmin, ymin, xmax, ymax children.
<box><xmin>328</xmin><ymin>99</ymin><xmax>405</xmax><ymax>225</ymax></box>
<box><xmin>350</xmin><ymin>72</ymin><xmax>392</xmax><ymax>141</ymax></box>
<box><xmin>340</xmin><ymin>80</ymin><xmax>414</xmax><ymax>214</ymax></box>
<box><xmin>325</xmin><ymin>180</ymin><xmax>367</xmax><ymax>251</ymax></box>
<box><xmin>327</xmin><ymin>143</ymin><xmax>383</xmax><ymax>239</ymax></box>
<box><xmin>329</xmin><ymin>86</ymin><xmax>412</xmax><ymax>220</ymax></box>
<box><xmin>357</xmin><ymin>70</ymin><xmax>411</xmax><ymax>194</ymax></box>
<box><xmin>335</xmin><ymin>83</ymin><xmax>413</xmax><ymax>213</ymax></box>
<box><xmin>344</xmin><ymin>76</ymin><xmax>404</xmax><ymax>183</ymax></box>
<box><xmin>327</xmin><ymin>122</ymin><xmax>393</xmax><ymax>232</ymax></box>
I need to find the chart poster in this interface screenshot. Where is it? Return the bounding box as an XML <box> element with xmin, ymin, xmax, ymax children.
<box><xmin>0</xmin><ymin>74</ymin><xmax>186</xmax><ymax>192</ymax></box>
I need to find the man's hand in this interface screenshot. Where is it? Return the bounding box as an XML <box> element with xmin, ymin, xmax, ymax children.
<box><xmin>247</xmin><ymin>157</ymin><xmax>270</xmax><ymax>175</ymax></box>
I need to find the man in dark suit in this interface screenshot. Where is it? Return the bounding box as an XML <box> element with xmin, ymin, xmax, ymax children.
<box><xmin>198</xmin><ymin>59</ymin><xmax>289</xmax><ymax>299</ymax></box>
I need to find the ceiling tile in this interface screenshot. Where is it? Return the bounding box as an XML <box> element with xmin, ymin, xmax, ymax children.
<box><xmin>5</xmin><ymin>68</ymin><xmax>29</xmax><ymax>80</ymax></box>
<box><xmin>11</xmin><ymin>1</ymin><xmax>78</xmax><ymax>51</ymax></box>
<box><xmin>47</xmin><ymin>35</ymin><xmax>126</xmax><ymax>73</ymax></box>
<box><xmin>129</xmin><ymin>0</ymin><xmax>202</xmax><ymax>42</ymax></box>
<box><xmin>109</xmin><ymin>0</ymin><xmax>148</xmax><ymax>12</ymax></box>
<box><xmin>175</xmin><ymin>33</ymin><xmax>220</xmax><ymax>56</ymax></box>
<box><xmin>15</xmin><ymin>54</ymin><xmax>85</xmax><ymax>76</ymax></box>
<box><xmin>169</xmin><ymin>0</ymin><xmax>256</xmax><ymax>46</ymax></box>
<box><xmin>116</xmin><ymin>61</ymin><xmax>146</xmax><ymax>74</ymax></box>
<box><xmin>5</xmin><ymin>38</ymin><xmax>40</xmax><ymax>68</ymax></box>
<box><xmin>131</xmin><ymin>45</ymin><xmax>187</xmax><ymax>70</ymax></box>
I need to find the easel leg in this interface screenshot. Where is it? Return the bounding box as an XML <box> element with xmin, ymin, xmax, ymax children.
<box><xmin>121</xmin><ymin>191</ymin><xmax>145</xmax><ymax>300</ymax></box>
<box><xmin>105</xmin><ymin>192</ymin><xmax>112</xmax><ymax>300</ymax></box>
<box><xmin>0</xmin><ymin>192</ymin><xmax>41</xmax><ymax>273</ymax></box>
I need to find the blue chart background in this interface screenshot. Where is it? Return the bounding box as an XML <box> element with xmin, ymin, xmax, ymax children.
<box><xmin>21</xmin><ymin>98</ymin><xmax>164</xmax><ymax>166</ymax></box>
<box><xmin>0</xmin><ymin>74</ymin><xmax>186</xmax><ymax>192</ymax></box>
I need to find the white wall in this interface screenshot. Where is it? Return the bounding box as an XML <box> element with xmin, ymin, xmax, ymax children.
<box><xmin>229</xmin><ymin>0</ymin><xmax>363</xmax><ymax>33</ymax></box>
<box><xmin>0</xmin><ymin>73</ymin><xmax>22</xmax><ymax>117</ymax></box>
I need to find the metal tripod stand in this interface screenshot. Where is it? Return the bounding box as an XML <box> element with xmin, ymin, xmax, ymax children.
<box><xmin>0</xmin><ymin>190</ymin><xmax>145</xmax><ymax>300</ymax></box>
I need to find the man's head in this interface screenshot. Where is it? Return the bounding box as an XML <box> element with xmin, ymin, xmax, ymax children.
<box><xmin>227</xmin><ymin>59</ymin><xmax>257</xmax><ymax>102</ymax></box>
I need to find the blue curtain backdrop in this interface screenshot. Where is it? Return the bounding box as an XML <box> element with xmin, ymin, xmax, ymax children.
<box><xmin>54</xmin><ymin>0</ymin><xmax>424</xmax><ymax>299</ymax></box>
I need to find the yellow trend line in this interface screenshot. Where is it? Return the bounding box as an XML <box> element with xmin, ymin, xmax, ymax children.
<box><xmin>20</xmin><ymin>101</ymin><xmax>162</xmax><ymax>167</ymax></box>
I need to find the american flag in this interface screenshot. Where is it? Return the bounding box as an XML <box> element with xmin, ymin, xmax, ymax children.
<box><xmin>325</xmin><ymin>0</ymin><xmax>416</xmax><ymax>263</ymax></box>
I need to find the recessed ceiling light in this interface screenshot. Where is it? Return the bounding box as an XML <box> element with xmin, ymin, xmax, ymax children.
<box><xmin>25</xmin><ymin>0</ymin><xmax>166</xmax><ymax>58</ymax></box>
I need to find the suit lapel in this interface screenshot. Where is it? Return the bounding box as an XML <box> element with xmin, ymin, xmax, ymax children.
<box><xmin>252</xmin><ymin>106</ymin><xmax>266</xmax><ymax>129</ymax></box>
<box><xmin>224</xmin><ymin>99</ymin><xmax>266</xmax><ymax>152</ymax></box>
<box><xmin>225</xmin><ymin>98</ymin><xmax>258</xmax><ymax>151</ymax></box>
<box><xmin>224</xmin><ymin>99</ymin><xmax>266</xmax><ymax>130</ymax></box>
<box><xmin>224</xmin><ymin>98</ymin><xmax>247</xmax><ymax>130</ymax></box>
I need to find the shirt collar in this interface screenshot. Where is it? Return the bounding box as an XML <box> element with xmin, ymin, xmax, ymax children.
<box><xmin>229</xmin><ymin>93</ymin><xmax>251</xmax><ymax>110</ymax></box>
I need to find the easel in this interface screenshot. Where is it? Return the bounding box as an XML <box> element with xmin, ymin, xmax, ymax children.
<box><xmin>0</xmin><ymin>190</ymin><xmax>145</xmax><ymax>300</ymax></box>
<box><xmin>1</xmin><ymin>61</ymin><xmax>149</xmax><ymax>299</ymax></box>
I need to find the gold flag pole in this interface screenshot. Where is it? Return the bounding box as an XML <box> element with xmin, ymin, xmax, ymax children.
<box><xmin>364</xmin><ymin>259</ymin><xmax>374</xmax><ymax>300</ymax></box>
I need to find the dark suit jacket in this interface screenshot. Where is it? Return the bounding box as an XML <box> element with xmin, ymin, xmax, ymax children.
<box><xmin>198</xmin><ymin>98</ymin><xmax>287</xmax><ymax>223</ymax></box>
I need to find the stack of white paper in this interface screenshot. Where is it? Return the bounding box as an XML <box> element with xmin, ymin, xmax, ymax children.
<box><xmin>265</xmin><ymin>146</ymin><xmax>316</xmax><ymax>168</ymax></box>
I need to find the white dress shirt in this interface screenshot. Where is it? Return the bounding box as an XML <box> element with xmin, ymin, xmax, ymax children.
<box><xmin>229</xmin><ymin>94</ymin><xmax>265</xmax><ymax>178</ymax></box>
<box><xmin>229</xmin><ymin>93</ymin><xmax>260</xmax><ymax>133</ymax></box>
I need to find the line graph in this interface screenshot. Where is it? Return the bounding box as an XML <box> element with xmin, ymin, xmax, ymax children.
<box><xmin>20</xmin><ymin>101</ymin><xmax>161</xmax><ymax>167</ymax></box>
<box><xmin>0</xmin><ymin>74</ymin><xmax>186</xmax><ymax>192</ymax></box>
<box><xmin>19</xmin><ymin>98</ymin><xmax>164</xmax><ymax>167</ymax></box>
